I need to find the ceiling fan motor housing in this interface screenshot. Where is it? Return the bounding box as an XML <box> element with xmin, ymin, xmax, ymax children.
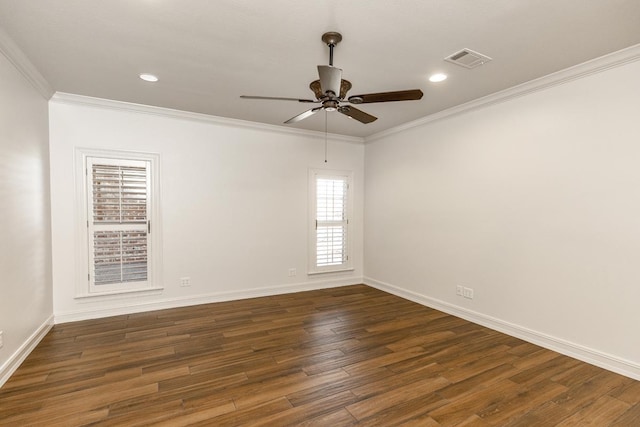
<box><xmin>310</xmin><ymin>79</ymin><xmax>352</xmax><ymax>100</ymax></box>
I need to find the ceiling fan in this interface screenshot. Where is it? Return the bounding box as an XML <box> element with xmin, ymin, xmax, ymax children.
<box><xmin>240</xmin><ymin>32</ymin><xmax>424</xmax><ymax>125</ymax></box>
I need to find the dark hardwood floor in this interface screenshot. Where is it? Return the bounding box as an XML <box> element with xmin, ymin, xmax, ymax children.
<box><xmin>0</xmin><ymin>285</ymin><xmax>638</xmax><ymax>426</ymax></box>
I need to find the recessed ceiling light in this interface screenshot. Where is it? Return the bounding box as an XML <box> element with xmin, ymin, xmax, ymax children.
<box><xmin>139</xmin><ymin>73</ymin><xmax>158</xmax><ymax>82</ymax></box>
<box><xmin>429</xmin><ymin>73</ymin><xmax>447</xmax><ymax>83</ymax></box>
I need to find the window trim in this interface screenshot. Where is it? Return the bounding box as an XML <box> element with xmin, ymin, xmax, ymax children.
<box><xmin>74</xmin><ymin>148</ymin><xmax>163</xmax><ymax>298</ymax></box>
<box><xmin>308</xmin><ymin>169</ymin><xmax>354</xmax><ymax>275</ymax></box>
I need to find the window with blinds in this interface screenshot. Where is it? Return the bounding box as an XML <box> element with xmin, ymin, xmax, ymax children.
<box><xmin>309</xmin><ymin>170</ymin><xmax>353</xmax><ymax>273</ymax></box>
<box><xmin>86</xmin><ymin>157</ymin><xmax>151</xmax><ymax>292</ymax></box>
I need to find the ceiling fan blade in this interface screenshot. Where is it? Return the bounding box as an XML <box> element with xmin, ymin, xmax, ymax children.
<box><xmin>338</xmin><ymin>106</ymin><xmax>377</xmax><ymax>124</ymax></box>
<box><xmin>317</xmin><ymin>65</ymin><xmax>342</xmax><ymax>96</ymax></box>
<box><xmin>240</xmin><ymin>95</ymin><xmax>317</xmax><ymax>103</ymax></box>
<box><xmin>284</xmin><ymin>107</ymin><xmax>323</xmax><ymax>124</ymax></box>
<box><xmin>348</xmin><ymin>89</ymin><xmax>423</xmax><ymax>104</ymax></box>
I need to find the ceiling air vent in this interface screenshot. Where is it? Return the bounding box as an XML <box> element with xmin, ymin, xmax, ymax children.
<box><xmin>445</xmin><ymin>48</ymin><xmax>492</xmax><ymax>69</ymax></box>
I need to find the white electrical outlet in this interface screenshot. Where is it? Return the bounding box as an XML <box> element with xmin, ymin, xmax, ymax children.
<box><xmin>0</xmin><ymin>331</ymin><xmax>4</xmax><ymax>349</ymax></box>
<box><xmin>456</xmin><ymin>285</ymin><xmax>464</xmax><ymax>296</ymax></box>
<box><xmin>180</xmin><ymin>277</ymin><xmax>191</xmax><ymax>287</ymax></box>
<box><xmin>463</xmin><ymin>287</ymin><xmax>474</xmax><ymax>299</ymax></box>
<box><xmin>288</xmin><ymin>268</ymin><xmax>297</xmax><ymax>277</ymax></box>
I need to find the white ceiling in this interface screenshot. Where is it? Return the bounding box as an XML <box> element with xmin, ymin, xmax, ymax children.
<box><xmin>1</xmin><ymin>1</ymin><xmax>639</xmax><ymax>138</ymax></box>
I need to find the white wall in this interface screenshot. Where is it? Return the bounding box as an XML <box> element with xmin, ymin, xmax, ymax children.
<box><xmin>0</xmin><ymin>52</ymin><xmax>53</xmax><ymax>381</ymax></box>
<box><xmin>49</xmin><ymin>98</ymin><xmax>364</xmax><ymax>321</ymax></box>
<box><xmin>364</xmin><ymin>58</ymin><xmax>640</xmax><ymax>378</ymax></box>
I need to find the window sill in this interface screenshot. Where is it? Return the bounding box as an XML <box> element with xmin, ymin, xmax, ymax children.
<box><xmin>307</xmin><ymin>267</ymin><xmax>354</xmax><ymax>276</ymax></box>
<box><xmin>75</xmin><ymin>287</ymin><xmax>164</xmax><ymax>302</ymax></box>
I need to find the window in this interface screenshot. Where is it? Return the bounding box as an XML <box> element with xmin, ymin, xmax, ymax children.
<box><xmin>77</xmin><ymin>150</ymin><xmax>161</xmax><ymax>296</ymax></box>
<box><xmin>309</xmin><ymin>169</ymin><xmax>353</xmax><ymax>274</ymax></box>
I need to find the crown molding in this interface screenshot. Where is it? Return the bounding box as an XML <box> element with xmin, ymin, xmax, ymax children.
<box><xmin>50</xmin><ymin>92</ymin><xmax>365</xmax><ymax>145</ymax></box>
<box><xmin>0</xmin><ymin>27</ymin><xmax>54</xmax><ymax>100</ymax></box>
<box><xmin>366</xmin><ymin>43</ymin><xmax>640</xmax><ymax>143</ymax></box>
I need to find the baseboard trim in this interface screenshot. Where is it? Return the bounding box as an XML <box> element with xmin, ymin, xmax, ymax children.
<box><xmin>0</xmin><ymin>315</ymin><xmax>55</xmax><ymax>388</ymax></box>
<box><xmin>55</xmin><ymin>277</ymin><xmax>363</xmax><ymax>324</ymax></box>
<box><xmin>364</xmin><ymin>276</ymin><xmax>640</xmax><ymax>381</ymax></box>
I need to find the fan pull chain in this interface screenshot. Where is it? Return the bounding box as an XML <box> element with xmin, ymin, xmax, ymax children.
<box><xmin>324</xmin><ymin>110</ymin><xmax>328</xmax><ymax>163</ymax></box>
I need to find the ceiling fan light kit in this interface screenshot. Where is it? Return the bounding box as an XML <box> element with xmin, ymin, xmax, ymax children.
<box><xmin>241</xmin><ymin>32</ymin><xmax>424</xmax><ymax>125</ymax></box>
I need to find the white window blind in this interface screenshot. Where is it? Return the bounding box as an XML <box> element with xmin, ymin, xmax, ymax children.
<box><xmin>87</xmin><ymin>158</ymin><xmax>151</xmax><ymax>290</ymax></box>
<box><xmin>316</xmin><ymin>177</ymin><xmax>348</xmax><ymax>267</ymax></box>
<box><xmin>309</xmin><ymin>170</ymin><xmax>353</xmax><ymax>273</ymax></box>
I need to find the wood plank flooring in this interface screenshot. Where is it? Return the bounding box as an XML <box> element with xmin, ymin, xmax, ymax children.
<box><xmin>1</xmin><ymin>285</ymin><xmax>638</xmax><ymax>426</ymax></box>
